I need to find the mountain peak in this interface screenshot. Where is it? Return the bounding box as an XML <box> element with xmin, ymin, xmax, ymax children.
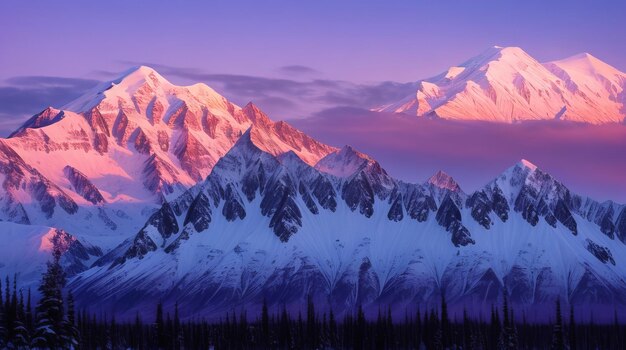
<box><xmin>517</xmin><ymin>159</ymin><xmax>538</xmax><ymax>171</ymax></box>
<box><xmin>242</xmin><ymin>102</ymin><xmax>273</xmax><ymax>126</ymax></box>
<box><xmin>315</xmin><ymin>145</ymin><xmax>374</xmax><ymax>177</ymax></box>
<box><xmin>377</xmin><ymin>45</ymin><xmax>626</xmax><ymax>124</ymax></box>
<box><xmin>110</xmin><ymin>65</ymin><xmax>170</xmax><ymax>90</ymax></box>
<box><xmin>427</xmin><ymin>170</ymin><xmax>461</xmax><ymax>192</ymax></box>
<box><xmin>549</xmin><ymin>52</ymin><xmax>623</xmax><ymax>76</ymax></box>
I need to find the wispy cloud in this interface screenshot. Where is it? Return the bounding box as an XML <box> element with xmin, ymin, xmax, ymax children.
<box><xmin>115</xmin><ymin>61</ymin><xmax>417</xmax><ymax>119</ymax></box>
<box><xmin>276</xmin><ymin>65</ymin><xmax>320</xmax><ymax>76</ymax></box>
<box><xmin>0</xmin><ymin>76</ymin><xmax>99</xmax><ymax>135</ymax></box>
<box><xmin>292</xmin><ymin>107</ymin><xmax>626</xmax><ymax>202</ymax></box>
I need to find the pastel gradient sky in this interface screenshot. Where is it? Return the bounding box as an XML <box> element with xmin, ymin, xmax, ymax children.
<box><xmin>1</xmin><ymin>0</ymin><xmax>625</xmax><ymax>200</ymax></box>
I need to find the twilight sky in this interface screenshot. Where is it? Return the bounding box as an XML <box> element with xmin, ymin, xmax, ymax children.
<box><xmin>1</xmin><ymin>0</ymin><xmax>625</xmax><ymax>200</ymax></box>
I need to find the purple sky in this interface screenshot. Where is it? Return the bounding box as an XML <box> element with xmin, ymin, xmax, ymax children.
<box><xmin>1</xmin><ymin>0</ymin><xmax>625</xmax><ymax>201</ymax></box>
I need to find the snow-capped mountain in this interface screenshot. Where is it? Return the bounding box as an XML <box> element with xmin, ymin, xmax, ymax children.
<box><xmin>0</xmin><ymin>66</ymin><xmax>335</xmax><ymax>251</ymax></box>
<box><xmin>1</xmin><ymin>64</ymin><xmax>625</xmax><ymax>321</ymax></box>
<box><xmin>69</xmin><ymin>127</ymin><xmax>626</xmax><ymax>319</ymax></box>
<box><xmin>376</xmin><ymin>46</ymin><xmax>626</xmax><ymax>124</ymax></box>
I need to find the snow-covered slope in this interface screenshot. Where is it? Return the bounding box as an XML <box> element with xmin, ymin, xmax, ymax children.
<box><xmin>69</xmin><ymin>134</ymin><xmax>626</xmax><ymax>319</ymax></box>
<box><xmin>0</xmin><ymin>221</ymin><xmax>102</xmax><ymax>291</ymax></box>
<box><xmin>376</xmin><ymin>46</ymin><xmax>626</xmax><ymax>124</ymax></box>
<box><xmin>0</xmin><ymin>66</ymin><xmax>336</xmax><ymax>251</ymax></box>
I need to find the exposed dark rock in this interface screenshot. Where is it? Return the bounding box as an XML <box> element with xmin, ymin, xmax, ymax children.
<box><xmin>157</xmin><ymin>130</ymin><xmax>169</xmax><ymax>152</ymax></box>
<box><xmin>514</xmin><ymin>186</ymin><xmax>539</xmax><ymax>226</ymax></box>
<box><xmin>261</xmin><ymin>175</ymin><xmax>301</xmax><ymax>241</ymax></box>
<box><xmin>142</xmin><ymin>154</ymin><xmax>177</xmax><ymax>194</ymax></box>
<box><xmin>64</xmin><ymin>165</ymin><xmax>105</xmax><ymax>204</ymax></box>
<box><xmin>175</xmin><ymin>131</ymin><xmax>213</xmax><ymax>181</ymax></box>
<box><xmin>97</xmin><ymin>208</ymin><xmax>118</xmax><ymax>230</ymax></box>
<box><xmin>147</xmin><ymin>201</ymin><xmax>179</xmax><ymax>239</ymax></box>
<box><xmin>448</xmin><ymin>220</ymin><xmax>475</xmax><ymax>246</ymax></box>
<box><xmin>117</xmin><ymin>229</ymin><xmax>158</xmax><ymax>265</ymax></box>
<box><xmin>112</xmin><ymin>110</ymin><xmax>130</xmax><ymax>145</ymax></box>
<box><xmin>311</xmin><ymin>176</ymin><xmax>337</xmax><ymax>212</ymax></box>
<box><xmin>436</xmin><ymin>195</ymin><xmax>474</xmax><ymax>246</ymax></box>
<box><xmin>466</xmin><ymin>191</ymin><xmax>493</xmax><ymax>229</ymax></box>
<box><xmin>491</xmin><ymin>186</ymin><xmax>509</xmax><ymax>222</ymax></box>
<box><xmin>93</xmin><ymin>132</ymin><xmax>108</xmax><ymax>154</ymax></box>
<box><xmin>299</xmin><ymin>182</ymin><xmax>319</xmax><ymax>215</ymax></box>
<box><xmin>616</xmin><ymin>207</ymin><xmax>626</xmax><ymax>243</ymax></box>
<box><xmin>585</xmin><ymin>239</ymin><xmax>615</xmax><ymax>265</ymax></box>
<box><xmin>387</xmin><ymin>192</ymin><xmax>403</xmax><ymax>221</ymax></box>
<box><xmin>165</xmin><ymin>228</ymin><xmax>193</xmax><ymax>254</ymax></box>
<box><xmin>241</xmin><ymin>162</ymin><xmax>265</xmax><ymax>201</ymax></box>
<box><xmin>403</xmin><ymin>187</ymin><xmax>436</xmax><ymax>222</ymax></box>
<box><xmin>184</xmin><ymin>192</ymin><xmax>212</xmax><ymax>232</ymax></box>
<box><xmin>599</xmin><ymin>210</ymin><xmax>615</xmax><ymax>239</ymax></box>
<box><xmin>10</xmin><ymin>108</ymin><xmax>65</xmax><ymax>136</ymax></box>
<box><xmin>342</xmin><ymin>172</ymin><xmax>374</xmax><ymax>218</ymax></box>
<box><xmin>554</xmin><ymin>199</ymin><xmax>577</xmax><ymax>235</ymax></box>
<box><xmin>222</xmin><ymin>184</ymin><xmax>246</xmax><ymax>221</ymax></box>
<box><xmin>134</xmin><ymin>129</ymin><xmax>152</xmax><ymax>154</ymax></box>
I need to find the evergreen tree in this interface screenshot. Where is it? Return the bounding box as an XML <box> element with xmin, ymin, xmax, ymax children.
<box><xmin>11</xmin><ymin>286</ymin><xmax>29</xmax><ymax>348</ymax></box>
<box><xmin>328</xmin><ymin>308</ymin><xmax>337</xmax><ymax>348</ymax></box>
<box><xmin>0</xmin><ymin>278</ymin><xmax>4</xmax><ymax>347</ymax></box>
<box><xmin>551</xmin><ymin>298</ymin><xmax>565</xmax><ymax>350</ymax></box>
<box><xmin>490</xmin><ymin>305</ymin><xmax>501</xmax><ymax>349</ymax></box>
<box><xmin>25</xmin><ymin>289</ymin><xmax>33</xmax><ymax>336</ymax></box>
<box><xmin>62</xmin><ymin>291</ymin><xmax>79</xmax><ymax>349</ymax></box>
<box><xmin>261</xmin><ymin>297</ymin><xmax>269</xmax><ymax>346</ymax></box>
<box><xmin>306</xmin><ymin>294</ymin><xmax>317</xmax><ymax>348</ymax></box>
<box><xmin>500</xmin><ymin>289</ymin><xmax>518</xmax><ymax>349</ymax></box>
<box><xmin>463</xmin><ymin>307</ymin><xmax>472</xmax><ymax>349</ymax></box>
<box><xmin>155</xmin><ymin>301</ymin><xmax>165</xmax><ymax>349</ymax></box>
<box><xmin>32</xmin><ymin>234</ymin><xmax>66</xmax><ymax>348</ymax></box>
<box><xmin>415</xmin><ymin>306</ymin><xmax>422</xmax><ymax>347</ymax></box>
<box><xmin>386</xmin><ymin>305</ymin><xmax>394</xmax><ymax>348</ymax></box>
<box><xmin>440</xmin><ymin>293</ymin><xmax>450</xmax><ymax>348</ymax></box>
<box><xmin>279</xmin><ymin>304</ymin><xmax>291</xmax><ymax>348</ymax></box>
<box><xmin>354</xmin><ymin>304</ymin><xmax>366</xmax><ymax>350</ymax></box>
<box><xmin>569</xmin><ymin>304</ymin><xmax>576</xmax><ymax>350</ymax></box>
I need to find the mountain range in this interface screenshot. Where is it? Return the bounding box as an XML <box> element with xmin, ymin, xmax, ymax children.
<box><xmin>1</xmin><ymin>54</ymin><xmax>625</xmax><ymax>320</ymax></box>
<box><xmin>376</xmin><ymin>46</ymin><xmax>626</xmax><ymax>124</ymax></box>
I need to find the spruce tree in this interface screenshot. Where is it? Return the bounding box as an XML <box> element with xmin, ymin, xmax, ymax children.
<box><xmin>0</xmin><ymin>278</ymin><xmax>4</xmax><ymax>347</ymax></box>
<box><xmin>306</xmin><ymin>294</ymin><xmax>317</xmax><ymax>348</ymax></box>
<box><xmin>62</xmin><ymin>291</ymin><xmax>79</xmax><ymax>349</ymax></box>
<box><xmin>500</xmin><ymin>289</ymin><xmax>518</xmax><ymax>349</ymax></box>
<box><xmin>155</xmin><ymin>301</ymin><xmax>165</xmax><ymax>349</ymax></box>
<box><xmin>551</xmin><ymin>298</ymin><xmax>565</xmax><ymax>350</ymax></box>
<box><xmin>174</xmin><ymin>301</ymin><xmax>182</xmax><ymax>350</ymax></box>
<box><xmin>11</xmin><ymin>286</ymin><xmax>29</xmax><ymax>348</ymax></box>
<box><xmin>440</xmin><ymin>293</ymin><xmax>450</xmax><ymax>347</ymax></box>
<box><xmin>279</xmin><ymin>305</ymin><xmax>291</xmax><ymax>348</ymax></box>
<box><xmin>261</xmin><ymin>298</ymin><xmax>269</xmax><ymax>346</ymax></box>
<box><xmin>32</xmin><ymin>234</ymin><xmax>66</xmax><ymax>348</ymax></box>
<box><xmin>329</xmin><ymin>308</ymin><xmax>337</xmax><ymax>348</ymax></box>
<box><xmin>569</xmin><ymin>304</ymin><xmax>576</xmax><ymax>350</ymax></box>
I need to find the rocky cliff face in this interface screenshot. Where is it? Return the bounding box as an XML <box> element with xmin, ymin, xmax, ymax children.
<box><xmin>70</xmin><ymin>138</ymin><xmax>626</xmax><ymax>319</ymax></box>
<box><xmin>0</xmin><ymin>66</ymin><xmax>336</xmax><ymax>253</ymax></box>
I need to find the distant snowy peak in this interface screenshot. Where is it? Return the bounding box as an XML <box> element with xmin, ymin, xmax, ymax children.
<box><xmin>377</xmin><ymin>46</ymin><xmax>626</xmax><ymax>124</ymax></box>
<box><xmin>246</xmin><ymin>108</ymin><xmax>338</xmax><ymax>167</ymax></box>
<box><xmin>427</xmin><ymin>170</ymin><xmax>461</xmax><ymax>192</ymax></box>
<box><xmin>315</xmin><ymin>145</ymin><xmax>376</xmax><ymax>178</ymax></box>
<box><xmin>62</xmin><ymin>65</ymin><xmax>224</xmax><ymax>114</ymax></box>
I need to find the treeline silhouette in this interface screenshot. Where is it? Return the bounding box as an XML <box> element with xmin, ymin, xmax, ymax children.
<box><xmin>1</xmin><ymin>236</ymin><xmax>624</xmax><ymax>349</ymax></box>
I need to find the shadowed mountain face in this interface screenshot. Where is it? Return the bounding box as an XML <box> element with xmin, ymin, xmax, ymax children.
<box><xmin>0</xmin><ymin>65</ymin><xmax>625</xmax><ymax>322</ymax></box>
<box><xmin>69</xmin><ymin>127</ymin><xmax>626</xmax><ymax>320</ymax></box>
